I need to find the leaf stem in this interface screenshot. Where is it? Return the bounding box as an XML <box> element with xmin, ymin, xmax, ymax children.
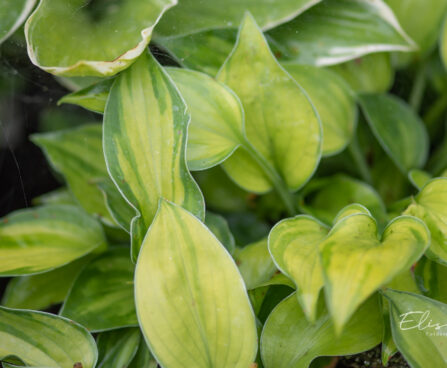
<box><xmin>348</xmin><ymin>134</ymin><xmax>372</xmax><ymax>185</ymax></box>
<box><xmin>242</xmin><ymin>140</ymin><xmax>297</xmax><ymax>216</ymax></box>
<box><xmin>409</xmin><ymin>63</ymin><xmax>427</xmax><ymax>112</ymax></box>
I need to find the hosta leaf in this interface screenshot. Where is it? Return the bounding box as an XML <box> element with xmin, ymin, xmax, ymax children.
<box><xmin>415</xmin><ymin>257</ymin><xmax>447</xmax><ymax>304</ymax></box>
<box><xmin>405</xmin><ymin>178</ymin><xmax>447</xmax><ymax>264</ymax></box>
<box><xmin>135</xmin><ymin>200</ymin><xmax>257</xmax><ymax>368</ymax></box>
<box><xmin>409</xmin><ymin>169</ymin><xmax>432</xmax><ymax>190</ymax></box>
<box><xmin>103</xmin><ymin>50</ymin><xmax>204</xmax><ymax>260</ymax></box>
<box><xmin>284</xmin><ymin>64</ymin><xmax>356</xmax><ymax>156</ymax></box>
<box><xmin>441</xmin><ymin>18</ymin><xmax>447</xmax><ymax>69</ymax></box>
<box><xmin>268</xmin><ymin>216</ymin><xmax>329</xmax><ymax>322</ymax></box>
<box><xmin>384</xmin><ymin>289</ymin><xmax>447</xmax><ymax>368</ymax></box>
<box><xmin>32</xmin><ymin>124</ymin><xmax>114</xmax><ymax>225</ymax></box>
<box><xmin>260</xmin><ymin>293</ymin><xmax>383</xmax><ymax>368</ymax></box>
<box><xmin>25</xmin><ymin>0</ymin><xmax>176</xmax><ymax>76</ymax></box>
<box><xmin>59</xmin><ymin>79</ymin><xmax>113</xmax><ymax>113</ymax></box>
<box><xmin>1</xmin><ymin>256</ymin><xmax>91</xmax><ymax>310</ymax></box>
<box><xmin>60</xmin><ymin>248</ymin><xmax>137</xmax><ymax>332</ymax></box>
<box><xmin>0</xmin><ymin>0</ymin><xmax>36</xmax><ymax>44</ymax></box>
<box><xmin>268</xmin><ymin>0</ymin><xmax>415</xmax><ymax>66</ymax></box>
<box><xmin>233</xmin><ymin>238</ymin><xmax>277</xmax><ymax>290</ymax></box>
<box><xmin>205</xmin><ymin>212</ymin><xmax>236</xmax><ymax>254</ymax></box>
<box><xmin>155</xmin><ymin>0</ymin><xmax>322</xmax><ymax>37</ymax></box>
<box><xmin>321</xmin><ymin>212</ymin><xmax>429</xmax><ymax>332</ymax></box>
<box><xmin>0</xmin><ymin>205</ymin><xmax>106</xmax><ymax>276</ymax></box>
<box><xmin>217</xmin><ymin>14</ymin><xmax>321</xmax><ymax>193</ymax></box>
<box><xmin>359</xmin><ymin>93</ymin><xmax>429</xmax><ymax>173</ymax></box>
<box><xmin>0</xmin><ymin>306</ymin><xmax>97</xmax><ymax>367</ymax></box>
<box><xmin>328</xmin><ymin>53</ymin><xmax>394</xmax><ymax>94</ymax></box>
<box><xmin>96</xmin><ymin>328</ymin><xmax>140</xmax><ymax>368</ymax></box>
<box><xmin>33</xmin><ymin>188</ymin><xmax>76</xmax><ymax>206</ymax></box>
<box><xmin>128</xmin><ymin>340</ymin><xmax>158</xmax><ymax>368</ymax></box>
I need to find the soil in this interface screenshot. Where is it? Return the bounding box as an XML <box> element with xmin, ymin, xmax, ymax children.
<box><xmin>337</xmin><ymin>346</ymin><xmax>409</xmax><ymax>368</ymax></box>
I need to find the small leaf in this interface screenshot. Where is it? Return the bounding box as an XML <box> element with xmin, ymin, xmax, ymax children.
<box><xmin>0</xmin><ymin>0</ymin><xmax>36</xmax><ymax>44</ymax></box>
<box><xmin>384</xmin><ymin>289</ymin><xmax>447</xmax><ymax>367</ymax></box>
<box><xmin>96</xmin><ymin>328</ymin><xmax>141</xmax><ymax>368</ymax></box>
<box><xmin>0</xmin><ymin>205</ymin><xmax>106</xmax><ymax>276</ymax></box>
<box><xmin>233</xmin><ymin>238</ymin><xmax>277</xmax><ymax>290</ymax></box>
<box><xmin>59</xmin><ymin>79</ymin><xmax>113</xmax><ymax>113</ymax></box>
<box><xmin>103</xmin><ymin>50</ymin><xmax>204</xmax><ymax>260</ymax></box>
<box><xmin>0</xmin><ymin>306</ymin><xmax>97</xmax><ymax>367</ymax></box>
<box><xmin>260</xmin><ymin>293</ymin><xmax>383</xmax><ymax>368</ymax></box>
<box><xmin>217</xmin><ymin>13</ymin><xmax>321</xmax><ymax>193</ymax></box>
<box><xmin>135</xmin><ymin>200</ymin><xmax>257</xmax><ymax>368</ymax></box>
<box><xmin>321</xmin><ymin>212</ymin><xmax>429</xmax><ymax>332</ymax></box>
<box><xmin>359</xmin><ymin>93</ymin><xmax>429</xmax><ymax>173</ymax></box>
<box><xmin>284</xmin><ymin>64</ymin><xmax>357</xmax><ymax>156</ymax></box>
<box><xmin>60</xmin><ymin>248</ymin><xmax>137</xmax><ymax>332</ymax></box>
<box><xmin>205</xmin><ymin>212</ymin><xmax>236</xmax><ymax>254</ymax></box>
<box><xmin>268</xmin><ymin>216</ymin><xmax>329</xmax><ymax>322</ymax></box>
<box><xmin>268</xmin><ymin>0</ymin><xmax>415</xmax><ymax>66</ymax></box>
<box><xmin>25</xmin><ymin>0</ymin><xmax>176</xmax><ymax>76</ymax></box>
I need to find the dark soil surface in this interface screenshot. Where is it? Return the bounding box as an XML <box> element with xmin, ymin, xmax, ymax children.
<box><xmin>337</xmin><ymin>346</ymin><xmax>409</xmax><ymax>368</ymax></box>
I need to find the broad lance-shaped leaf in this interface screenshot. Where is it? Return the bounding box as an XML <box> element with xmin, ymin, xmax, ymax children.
<box><xmin>0</xmin><ymin>0</ymin><xmax>36</xmax><ymax>44</ymax></box>
<box><xmin>260</xmin><ymin>293</ymin><xmax>383</xmax><ymax>368</ymax></box>
<box><xmin>321</xmin><ymin>211</ymin><xmax>429</xmax><ymax>332</ymax></box>
<box><xmin>383</xmin><ymin>289</ymin><xmax>447</xmax><ymax>367</ymax></box>
<box><xmin>217</xmin><ymin>14</ymin><xmax>321</xmax><ymax>195</ymax></box>
<box><xmin>268</xmin><ymin>0</ymin><xmax>416</xmax><ymax>66</ymax></box>
<box><xmin>404</xmin><ymin>178</ymin><xmax>447</xmax><ymax>264</ymax></box>
<box><xmin>269</xmin><ymin>216</ymin><xmax>329</xmax><ymax>322</ymax></box>
<box><xmin>135</xmin><ymin>200</ymin><xmax>257</xmax><ymax>368</ymax></box>
<box><xmin>0</xmin><ymin>306</ymin><xmax>97</xmax><ymax>367</ymax></box>
<box><xmin>25</xmin><ymin>0</ymin><xmax>176</xmax><ymax>76</ymax></box>
<box><xmin>96</xmin><ymin>328</ymin><xmax>141</xmax><ymax>368</ymax></box>
<box><xmin>60</xmin><ymin>248</ymin><xmax>137</xmax><ymax>332</ymax></box>
<box><xmin>0</xmin><ymin>205</ymin><xmax>106</xmax><ymax>276</ymax></box>
<box><xmin>32</xmin><ymin>124</ymin><xmax>115</xmax><ymax>225</ymax></box>
<box><xmin>103</xmin><ymin>50</ymin><xmax>204</xmax><ymax>260</ymax></box>
<box><xmin>359</xmin><ymin>93</ymin><xmax>429</xmax><ymax>173</ymax></box>
<box><xmin>154</xmin><ymin>0</ymin><xmax>322</xmax><ymax>37</ymax></box>
<box><xmin>283</xmin><ymin>64</ymin><xmax>357</xmax><ymax>156</ymax></box>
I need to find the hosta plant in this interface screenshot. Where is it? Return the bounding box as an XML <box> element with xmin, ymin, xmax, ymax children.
<box><xmin>2</xmin><ymin>0</ymin><xmax>447</xmax><ymax>367</ymax></box>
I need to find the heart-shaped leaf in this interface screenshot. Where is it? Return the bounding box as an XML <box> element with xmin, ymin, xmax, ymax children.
<box><xmin>359</xmin><ymin>93</ymin><xmax>429</xmax><ymax>173</ymax></box>
<box><xmin>267</xmin><ymin>0</ymin><xmax>415</xmax><ymax>66</ymax></box>
<box><xmin>103</xmin><ymin>50</ymin><xmax>204</xmax><ymax>260</ymax></box>
<box><xmin>404</xmin><ymin>178</ymin><xmax>447</xmax><ymax>264</ymax></box>
<box><xmin>25</xmin><ymin>0</ymin><xmax>176</xmax><ymax>76</ymax></box>
<box><xmin>0</xmin><ymin>0</ymin><xmax>36</xmax><ymax>44</ymax></box>
<box><xmin>154</xmin><ymin>0</ymin><xmax>322</xmax><ymax>38</ymax></box>
<box><xmin>321</xmin><ymin>212</ymin><xmax>429</xmax><ymax>332</ymax></box>
<box><xmin>60</xmin><ymin>247</ymin><xmax>137</xmax><ymax>332</ymax></box>
<box><xmin>0</xmin><ymin>205</ymin><xmax>106</xmax><ymax>276</ymax></box>
<box><xmin>269</xmin><ymin>216</ymin><xmax>329</xmax><ymax>322</ymax></box>
<box><xmin>135</xmin><ymin>200</ymin><xmax>257</xmax><ymax>368</ymax></box>
<box><xmin>96</xmin><ymin>328</ymin><xmax>141</xmax><ymax>368</ymax></box>
<box><xmin>283</xmin><ymin>64</ymin><xmax>357</xmax><ymax>156</ymax></box>
<box><xmin>383</xmin><ymin>289</ymin><xmax>447</xmax><ymax>368</ymax></box>
<box><xmin>217</xmin><ymin>13</ymin><xmax>321</xmax><ymax>196</ymax></box>
<box><xmin>0</xmin><ymin>306</ymin><xmax>97</xmax><ymax>367</ymax></box>
<box><xmin>260</xmin><ymin>293</ymin><xmax>383</xmax><ymax>368</ymax></box>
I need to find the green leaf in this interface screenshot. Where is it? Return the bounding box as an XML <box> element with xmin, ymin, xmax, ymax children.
<box><xmin>103</xmin><ymin>50</ymin><xmax>204</xmax><ymax>261</ymax></box>
<box><xmin>359</xmin><ymin>93</ymin><xmax>429</xmax><ymax>173</ymax></box>
<box><xmin>135</xmin><ymin>200</ymin><xmax>257</xmax><ymax>368</ymax></box>
<box><xmin>283</xmin><ymin>64</ymin><xmax>357</xmax><ymax>156</ymax></box>
<box><xmin>128</xmin><ymin>340</ymin><xmax>158</xmax><ymax>368</ymax></box>
<box><xmin>155</xmin><ymin>0</ymin><xmax>322</xmax><ymax>37</ymax></box>
<box><xmin>321</xmin><ymin>212</ymin><xmax>429</xmax><ymax>332</ymax></box>
<box><xmin>233</xmin><ymin>238</ymin><xmax>277</xmax><ymax>290</ymax></box>
<box><xmin>409</xmin><ymin>169</ymin><xmax>433</xmax><ymax>190</ymax></box>
<box><xmin>1</xmin><ymin>256</ymin><xmax>91</xmax><ymax>310</ymax></box>
<box><xmin>32</xmin><ymin>124</ymin><xmax>114</xmax><ymax>225</ymax></box>
<box><xmin>217</xmin><ymin>14</ymin><xmax>321</xmax><ymax>194</ymax></box>
<box><xmin>205</xmin><ymin>212</ymin><xmax>236</xmax><ymax>254</ymax></box>
<box><xmin>0</xmin><ymin>205</ymin><xmax>106</xmax><ymax>276</ymax></box>
<box><xmin>96</xmin><ymin>328</ymin><xmax>140</xmax><ymax>368</ymax></box>
<box><xmin>25</xmin><ymin>0</ymin><xmax>176</xmax><ymax>76</ymax></box>
<box><xmin>405</xmin><ymin>178</ymin><xmax>447</xmax><ymax>265</ymax></box>
<box><xmin>267</xmin><ymin>0</ymin><xmax>416</xmax><ymax>66</ymax></box>
<box><xmin>32</xmin><ymin>188</ymin><xmax>76</xmax><ymax>206</ymax></box>
<box><xmin>60</xmin><ymin>247</ymin><xmax>137</xmax><ymax>332</ymax></box>
<box><xmin>268</xmin><ymin>216</ymin><xmax>329</xmax><ymax>322</ymax></box>
<box><xmin>0</xmin><ymin>0</ymin><xmax>35</xmax><ymax>44</ymax></box>
<box><xmin>0</xmin><ymin>306</ymin><xmax>97</xmax><ymax>367</ymax></box>
<box><xmin>384</xmin><ymin>289</ymin><xmax>447</xmax><ymax>368</ymax></box>
<box><xmin>260</xmin><ymin>293</ymin><xmax>383</xmax><ymax>368</ymax></box>
<box><xmin>328</xmin><ymin>53</ymin><xmax>394</xmax><ymax>94</ymax></box>
<box><xmin>59</xmin><ymin>79</ymin><xmax>113</xmax><ymax>113</ymax></box>
<box><xmin>415</xmin><ymin>257</ymin><xmax>447</xmax><ymax>304</ymax></box>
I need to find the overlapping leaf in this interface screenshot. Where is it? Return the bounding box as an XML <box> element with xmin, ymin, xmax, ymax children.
<box><xmin>0</xmin><ymin>0</ymin><xmax>36</xmax><ymax>44</ymax></box>
<box><xmin>96</xmin><ymin>328</ymin><xmax>141</xmax><ymax>368</ymax></box>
